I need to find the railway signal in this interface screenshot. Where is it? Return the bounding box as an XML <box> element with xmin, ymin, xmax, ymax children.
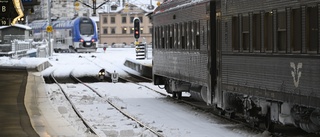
<box><xmin>133</xmin><ymin>18</ymin><xmax>140</xmax><ymax>39</ymax></box>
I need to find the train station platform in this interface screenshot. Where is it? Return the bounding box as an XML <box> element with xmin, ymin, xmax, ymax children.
<box><xmin>0</xmin><ymin>61</ymin><xmax>88</xmax><ymax>136</ymax></box>
<box><xmin>123</xmin><ymin>58</ymin><xmax>152</xmax><ymax>78</ymax></box>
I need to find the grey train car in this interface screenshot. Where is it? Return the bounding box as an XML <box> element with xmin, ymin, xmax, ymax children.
<box><xmin>152</xmin><ymin>0</ymin><xmax>320</xmax><ymax>133</ymax></box>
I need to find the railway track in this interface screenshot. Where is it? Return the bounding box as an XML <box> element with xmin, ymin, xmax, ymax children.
<box><xmin>49</xmin><ymin>71</ymin><xmax>164</xmax><ymax>137</ymax></box>
<box><xmin>49</xmin><ymin>73</ymin><xmax>98</xmax><ymax>135</ymax></box>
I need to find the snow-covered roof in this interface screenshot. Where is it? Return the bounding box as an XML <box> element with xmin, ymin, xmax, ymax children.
<box><xmin>98</xmin><ymin>0</ymin><xmax>159</xmax><ymax>14</ymax></box>
<box><xmin>90</xmin><ymin>16</ymin><xmax>99</xmax><ymax>22</ymax></box>
<box><xmin>0</xmin><ymin>24</ymin><xmax>32</xmax><ymax>30</ymax></box>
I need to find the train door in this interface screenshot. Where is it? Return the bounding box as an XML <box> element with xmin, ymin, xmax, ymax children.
<box><xmin>206</xmin><ymin>1</ymin><xmax>218</xmax><ymax>105</ymax></box>
<box><xmin>206</xmin><ymin>1</ymin><xmax>223</xmax><ymax>108</ymax></box>
<box><xmin>215</xmin><ymin>10</ymin><xmax>222</xmax><ymax>109</ymax></box>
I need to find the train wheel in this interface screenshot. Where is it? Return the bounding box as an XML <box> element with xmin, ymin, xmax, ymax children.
<box><xmin>263</xmin><ymin>108</ymin><xmax>274</xmax><ymax>131</ymax></box>
<box><xmin>172</xmin><ymin>93</ymin><xmax>177</xmax><ymax>98</ymax></box>
<box><xmin>176</xmin><ymin>92</ymin><xmax>182</xmax><ymax>100</ymax></box>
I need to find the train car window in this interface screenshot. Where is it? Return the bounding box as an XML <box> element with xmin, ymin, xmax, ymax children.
<box><xmin>277</xmin><ymin>11</ymin><xmax>287</xmax><ymax>52</ymax></box>
<box><xmin>169</xmin><ymin>25</ymin><xmax>172</xmax><ymax>49</ymax></box>
<box><xmin>111</xmin><ymin>17</ymin><xmax>115</xmax><ymax>24</ymax></box>
<box><xmin>253</xmin><ymin>13</ymin><xmax>261</xmax><ymax>52</ymax></box>
<box><xmin>242</xmin><ymin>15</ymin><xmax>249</xmax><ymax>51</ymax></box>
<box><xmin>291</xmin><ymin>8</ymin><xmax>302</xmax><ymax>52</ymax></box>
<box><xmin>161</xmin><ymin>26</ymin><xmax>165</xmax><ymax>49</ymax></box>
<box><xmin>232</xmin><ymin>16</ymin><xmax>240</xmax><ymax>51</ymax></box>
<box><xmin>182</xmin><ymin>23</ymin><xmax>186</xmax><ymax>49</ymax></box>
<box><xmin>178</xmin><ymin>23</ymin><xmax>182</xmax><ymax>49</ymax></box>
<box><xmin>80</xmin><ymin>22</ymin><xmax>94</xmax><ymax>35</ymax></box>
<box><xmin>165</xmin><ymin>25</ymin><xmax>168</xmax><ymax>49</ymax></box>
<box><xmin>174</xmin><ymin>24</ymin><xmax>178</xmax><ymax>49</ymax></box>
<box><xmin>264</xmin><ymin>11</ymin><xmax>273</xmax><ymax>52</ymax></box>
<box><xmin>186</xmin><ymin>22</ymin><xmax>189</xmax><ymax>49</ymax></box>
<box><xmin>306</xmin><ymin>6</ymin><xmax>318</xmax><ymax>52</ymax></box>
<box><xmin>155</xmin><ymin>27</ymin><xmax>158</xmax><ymax>49</ymax></box>
<box><xmin>188</xmin><ymin>21</ymin><xmax>193</xmax><ymax>49</ymax></box>
<box><xmin>195</xmin><ymin>21</ymin><xmax>200</xmax><ymax>50</ymax></box>
<box><xmin>170</xmin><ymin>24</ymin><xmax>174</xmax><ymax>49</ymax></box>
<box><xmin>103</xmin><ymin>17</ymin><xmax>107</xmax><ymax>24</ymax></box>
<box><xmin>202</xmin><ymin>26</ymin><xmax>205</xmax><ymax>48</ymax></box>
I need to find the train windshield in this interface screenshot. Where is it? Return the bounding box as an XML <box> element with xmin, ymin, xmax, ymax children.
<box><xmin>79</xmin><ymin>21</ymin><xmax>94</xmax><ymax>35</ymax></box>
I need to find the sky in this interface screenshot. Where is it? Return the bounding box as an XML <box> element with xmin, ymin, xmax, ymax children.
<box><xmin>0</xmin><ymin>48</ymin><xmax>269</xmax><ymax>137</ymax></box>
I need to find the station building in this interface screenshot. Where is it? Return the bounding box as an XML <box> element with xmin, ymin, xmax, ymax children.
<box><xmin>98</xmin><ymin>2</ymin><xmax>156</xmax><ymax>46</ymax></box>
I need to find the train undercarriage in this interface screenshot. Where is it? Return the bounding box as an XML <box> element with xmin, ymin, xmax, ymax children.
<box><xmin>161</xmin><ymin>77</ymin><xmax>320</xmax><ymax>133</ymax></box>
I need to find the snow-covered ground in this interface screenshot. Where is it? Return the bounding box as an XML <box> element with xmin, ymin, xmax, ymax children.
<box><xmin>0</xmin><ymin>48</ymin><xmax>268</xmax><ymax>137</ymax></box>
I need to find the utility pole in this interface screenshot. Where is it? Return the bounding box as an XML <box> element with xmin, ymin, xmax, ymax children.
<box><xmin>48</xmin><ymin>0</ymin><xmax>52</xmax><ymax>56</ymax></box>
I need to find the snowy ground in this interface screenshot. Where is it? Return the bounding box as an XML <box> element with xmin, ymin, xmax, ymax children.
<box><xmin>0</xmin><ymin>48</ymin><xmax>268</xmax><ymax>137</ymax></box>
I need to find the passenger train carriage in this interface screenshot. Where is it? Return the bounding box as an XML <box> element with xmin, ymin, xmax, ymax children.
<box><xmin>152</xmin><ymin>0</ymin><xmax>320</xmax><ymax>133</ymax></box>
<box><xmin>29</xmin><ymin>17</ymin><xmax>98</xmax><ymax>53</ymax></box>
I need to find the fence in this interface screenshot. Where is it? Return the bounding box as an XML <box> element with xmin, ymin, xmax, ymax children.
<box><xmin>0</xmin><ymin>39</ymin><xmax>48</xmax><ymax>58</ymax></box>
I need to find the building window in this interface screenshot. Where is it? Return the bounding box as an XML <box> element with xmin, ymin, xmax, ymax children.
<box><xmin>122</xmin><ymin>16</ymin><xmax>126</xmax><ymax>23</ymax></box>
<box><xmin>139</xmin><ymin>16</ymin><xmax>143</xmax><ymax>23</ymax></box>
<box><xmin>149</xmin><ymin>27</ymin><xmax>153</xmax><ymax>34</ymax></box>
<box><xmin>122</xmin><ymin>27</ymin><xmax>127</xmax><ymax>34</ymax></box>
<box><xmin>103</xmin><ymin>28</ymin><xmax>108</xmax><ymax>34</ymax></box>
<box><xmin>111</xmin><ymin>28</ymin><xmax>116</xmax><ymax>34</ymax></box>
<box><xmin>130</xmin><ymin>27</ymin><xmax>134</xmax><ymax>34</ymax></box>
<box><xmin>130</xmin><ymin>17</ymin><xmax>134</xmax><ymax>23</ymax></box>
<box><xmin>103</xmin><ymin>17</ymin><xmax>107</xmax><ymax>24</ymax></box>
<box><xmin>111</xmin><ymin>17</ymin><xmax>115</xmax><ymax>24</ymax></box>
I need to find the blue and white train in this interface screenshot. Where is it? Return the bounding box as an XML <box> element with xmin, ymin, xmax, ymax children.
<box><xmin>28</xmin><ymin>16</ymin><xmax>98</xmax><ymax>53</ymax></box>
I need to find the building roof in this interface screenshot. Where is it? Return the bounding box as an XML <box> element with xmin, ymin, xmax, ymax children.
<box><xmin>98</xmin><ymin>0</ymin><xmax>159</xmax><ymax>14</ymax></box>
<box><xmin>0</xmin><ymin>24</ymin><xmax>32</xmax><ymax>30</ymax></box>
